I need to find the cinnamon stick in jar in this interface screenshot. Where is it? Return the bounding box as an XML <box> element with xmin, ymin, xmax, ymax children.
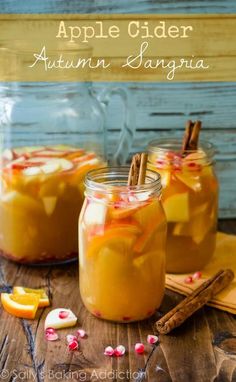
<box><xmin>156</xmin><ymin>269</ymin><xmax>234</xmax><ymax>335</ymax></box>
<box><xmin>128</xmin><ymin>153</ymin><xmax>148</xmax><ymax>186</ymax></box>
<box><xmin>182</xmin><ymin>120</ymin><xmax>202</xmax><ymax>154</ymax></box>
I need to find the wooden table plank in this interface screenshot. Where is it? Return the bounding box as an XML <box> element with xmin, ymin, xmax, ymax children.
<box><xmin>0</xmin><ymin>223</ymin><xmax>236</xmax><ymax>381</ymax></box>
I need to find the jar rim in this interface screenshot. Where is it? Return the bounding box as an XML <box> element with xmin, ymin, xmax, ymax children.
<box><xmin>148</xmin><ymin>138</ymin><xmax>215</xmax><ymax>158</ymax></box>
<box><xmin>85</xmin><ymin>166</ymin><xmax>162</xmax><ymax>195</ymax></box>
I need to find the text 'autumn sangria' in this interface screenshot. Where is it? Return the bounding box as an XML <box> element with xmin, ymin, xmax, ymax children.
<box><xmin>79</xmin><ymin>167</ymin><xmax>166</xmax><ymax>322</ymax></box>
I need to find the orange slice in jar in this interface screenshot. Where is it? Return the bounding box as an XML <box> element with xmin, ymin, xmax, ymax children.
<box><xmin>133</xmin><ymin>202</ymin><xmax>166</xmax><ymax>254</ymax></box>
<box><xmin>13</xmin><ymin>286</ymin><xmax>50</xmax><ymax>308</ymax></box>
<box><xmin>1</xmin><ymin>293</ymin><xmax>40</xmax><ymax>319</ymax></box>
<box><xmin>87</xmin><ymin>223</ymin><xmax>141</xmax><ymax>257</ymax></box>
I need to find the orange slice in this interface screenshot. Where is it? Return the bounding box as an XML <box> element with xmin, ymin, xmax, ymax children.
<box><xmin>13</xmin><ymin>286</ymin><xmax>50</xmax><ymax>308</ymax></box>
<box><xmin>109</xmin><ymin>204</ymin><xmax>143</xmax><ymax>220</ymax></box>
<box><xmin>87</xmin><ymin>223</ymin><xmax>141</xmax><ymax>257</ymax></box>
<box><xmin>1</xmin><ymin>293</ymin><xmax>40</xmax><ymax>319</ymax></box>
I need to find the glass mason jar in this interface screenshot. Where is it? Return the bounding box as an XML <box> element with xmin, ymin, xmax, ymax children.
<box><xmin>79</xmin><ymin>167</ymin><xmax>166</xmax><ymax>322</ymax></box>
<box><xmin>148</xmin><ymin>139</ymin><xmax>218</xmax><ymax>274</ymax></box>
<box><xmin>0</xmin><ymin>80</ymin><xmax>135</xmax><ymax>265</ymax></box>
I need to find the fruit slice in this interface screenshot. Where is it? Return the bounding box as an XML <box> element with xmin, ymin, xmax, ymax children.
<box><xmin>42</xmin><ymin>196</ymin><xmax>57</xmax><ymax>216</ymax></box>
<box><xmin>84</xmin><ymin>202</ymin><xmax>107</xmax><ymax>226</ymax></box>
<box><xmin>87</xmin><ymin>223</ymin><xmax>141</xmax><ymax>257</ymax></box>
<box><xmin>32</xmin><ymin>149</ymin><xmax>68</xmax><ymax>158</ymax></box>
<box><xmin>109</xmin><ymin>204</ymin><xmax>141</xmax><ymax>220</ymax></box>
<box><xmin>2</xmin><ymin>148</ymin><xmax>16</xmax><ymax>161</ymax></box>
<box><xmin>44</xmin><ymin>308</ymin><xmax>77</xmax><ymax>329</ymax></box>
<box><xmin>1</xmin><ymin>293</ymin><xmax>40</xmax><ymax>319</ymax></box>
<box><xmin>53</xmin><ymin>158</ymin><xmax>74</xmax><ymax>171</ymax></box>
<box><xmin>163</xmin><ymin>192</ymin><xmax>189</xmax><ymax>222</ymax></box>
<box><xmin>1</xmin><ymin>190</ymin><xmax>42</xmax><ymax>212</ymax></box>
<box><xmin>183</xmin><ymin>150</ymin><xmax>206</xmax><ymax>166</ymax></box>
<box><xmin>175</xmin><ymin>172</ymin><xmax>201</xmax><ymax>192</ymax></box>
<box><xmin>156</xmin><ymin>169</ymin><xmax>171</xmax><ymax>188</ymax></box>
<box><xmin>134</xmin><ymin>213</ymin><xmax>166</xmax><ymax>254</ymax></box>
<box><xmin>23</xmin><ymin>166</ymin><xmax>42</xmax><ymax>176</ymax></box>
<box><xmin>41</xmin><ymin>162</ymin><xmax>60</xmax><ymax>174</ymax></box>
<box><xmin>13</xmin><ymin>286</ymin><xmax>50</xmax><ymax>308</ymax></box>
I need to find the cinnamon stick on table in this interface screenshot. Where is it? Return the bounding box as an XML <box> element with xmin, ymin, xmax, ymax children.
<box><xmin>156</xmin><ymin>269</ymin><xmax>234</xmax><ymax>335</ymax></box>
<box><xmin>182</xmin><ymin>120</ymin><xmax>202</xmax><ymax>154</ymax></box>
<box><xmin>128</xmin><ymin>153</ymin><xmax>148</xmax><ymax>186</ymax></box>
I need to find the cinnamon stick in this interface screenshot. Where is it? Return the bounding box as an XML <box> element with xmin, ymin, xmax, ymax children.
<box><xmin>128</xmin><ymin>153</ymin><xmax>147</xmax><ymax>186</ymax></box>
<box><xmin>182</xmin><ymin>120</ymin><xmax>202</xmax><ymax>154</ymax></box>
<box><xmin>156</xmin><ymin>269</ymin><xmax>234</xmax><ymax>335</ymax></box>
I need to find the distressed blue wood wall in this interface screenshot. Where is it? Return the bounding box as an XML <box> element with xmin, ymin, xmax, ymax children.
<box><xmin>0</xmin><ymin>1</ymin><xmax>236</xmax><ymax>217</ymax></box>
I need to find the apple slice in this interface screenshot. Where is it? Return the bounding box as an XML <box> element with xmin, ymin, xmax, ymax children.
<box><xmin>14</xmin><ymin>146</ymin><xmax>45</xmax><ymax>155</ymax></box>
<box><xmin>73</xmin><ymin>153</ymin><xmax>96</xmax><ymax>164</ymax></box>
<box><xmin>23</xmin><ymin>167</ymin><xmax>42</xmax><ymax>176</ymax></box>
<box><xmin>41</xmin><ymin>162</ymin><xmax>60</xmax><ymax>174</ymax></box>
<box><xmin>32</xmin><ymin>149</ymin><xmax>68</xmax><ymax>158</ymax></box>
<box><xmin>1</xmin><ymin>190</ymin><xmax>42</xmax><ymax>212</ymax></box>
<box><xmin>56</xmin><ymin>158</ymin><xmax>74</xmax><ymax>171</ymax></box>
<box><xmin>109</xmin><ymin>204</ymin><xmax>141</xmax><ymax>220</ymax></box>
<box><xmin>84</xmin><ymin>202</ymin><xmax>107</xmax><ymax>226</ymax></box>
<box><xmin>158</xmin><ymin>169</ymin><xmax>171</xmax><ymax>188</ymax></box>
<box><xmin>2</xmin><ymin>148</ymin><xmax>16</xmax><ymax>161</ymax></box>
<box><xmin>163</xmin><ymin>192</ymin><xmax>189</xmax><ymax>222</ymax></box>
<box><xmin>44</xmin><ymin>308</ymin><xmax>77</xmax><ymax>330</ymax></box>
<box><xmin>42</xmin><ymin>196</ymin><xmax>57</xmax><ymax>216</ymax></box>
<box><xmin>183</xmin><ymin>150</ymin><xmax>206</xmax><ymax>166</ymax></box>
<box><xmin>175</xmin><ymin>172</ymin><xmax>201</xmax><ymax>192</ymax></box>
<box><xmin>5</xmin><ymin>156</ymin><xmax>25</xmax><ymax>169</ymax></box>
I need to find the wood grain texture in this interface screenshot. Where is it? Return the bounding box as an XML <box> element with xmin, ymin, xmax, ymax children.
<box><xmin>0</xmin><ymin>220</ymin><xmax>235</xmax><ymax>382</ymax></box>
<box><xmin>1</xmin><ymin>0</ymin><xmax>236</xmax><ymax>14</ymax></box>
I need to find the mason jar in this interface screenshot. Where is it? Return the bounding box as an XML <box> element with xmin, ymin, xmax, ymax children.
<box><xmin>148</xmin><ymin>139</ymin><xmax>218</xmax><ymax>274</ymax></box>
<box><xmin>79</xmin><ymin>167</ymin><xmax>166</xmax><ymax>322</ymax></box>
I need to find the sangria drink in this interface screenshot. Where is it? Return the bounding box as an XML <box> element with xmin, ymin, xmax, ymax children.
<box><xmin>148</xmin><ymin>140</ymin><xmax>218</xmax><ymax>273</ymax></box>
<box><xmin>79</xmin><ymin>167</ymin><xmax>166</xmax><ymax>322</ymax></box>
<box><xmin>0</xmin><ymin>145</ymin><xmax>103</xmax><ymax>264</ymax></box>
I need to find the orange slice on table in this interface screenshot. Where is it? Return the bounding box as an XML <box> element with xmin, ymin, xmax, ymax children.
<box><xmin>13</xmin><ymin>286</ymin><xmax>50</xmax><ymax>308</ymax></box>
<box><xmin>87</xmin><ymin>223</ymin><xmax>141</xmax><ymax>257</ymax></box>
<box><xmin>1</xmin><ymin>293</ymin><xmax>40</xmax><ymax>319</ymax></box>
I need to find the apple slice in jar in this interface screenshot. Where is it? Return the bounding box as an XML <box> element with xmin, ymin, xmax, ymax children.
<box><xmin>84</xmin><ymin>201</ymin><xmax>107</xmax><ymax>227</ymax></box>
<box><xmin>42</xmin><ymin>196</ymin><xmax>58</xmax><ymax>216</ymax></box>
<box><xmin>163</xmin><ymin>192</ymin><xmax>189</xmax><ymax>222</ymax></box>
<box><xmin>32</xmin><ymin>148</ymin><xmax>68</xmax><ymax>158</ymax></box>
<box><xmin>2</xmin><ymin>148</ymin><xmax>17</xmax><ymax>161</ymax></box>
<box><xmin>1</xmin><ymin>190</ymin><xmax>43</xmax><ymax>213</ymax></box>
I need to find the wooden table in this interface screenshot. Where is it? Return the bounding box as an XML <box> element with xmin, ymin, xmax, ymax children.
<box><xmin>0</xmin><ymin>221</ymin><xmax>236</xmax><ymax>382</ymax></box>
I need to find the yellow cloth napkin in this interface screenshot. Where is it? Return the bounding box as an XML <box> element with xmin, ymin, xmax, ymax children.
<box><xmin>165</xmin><ymin>232</ymin><xmax>236</xmax><ymax>314</ymax></box>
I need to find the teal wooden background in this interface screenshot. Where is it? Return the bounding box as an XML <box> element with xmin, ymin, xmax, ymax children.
<box><xmin>0</xmin><ymin>1</ymin><xmax>236</xmax><ymax>218</ymax></box>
